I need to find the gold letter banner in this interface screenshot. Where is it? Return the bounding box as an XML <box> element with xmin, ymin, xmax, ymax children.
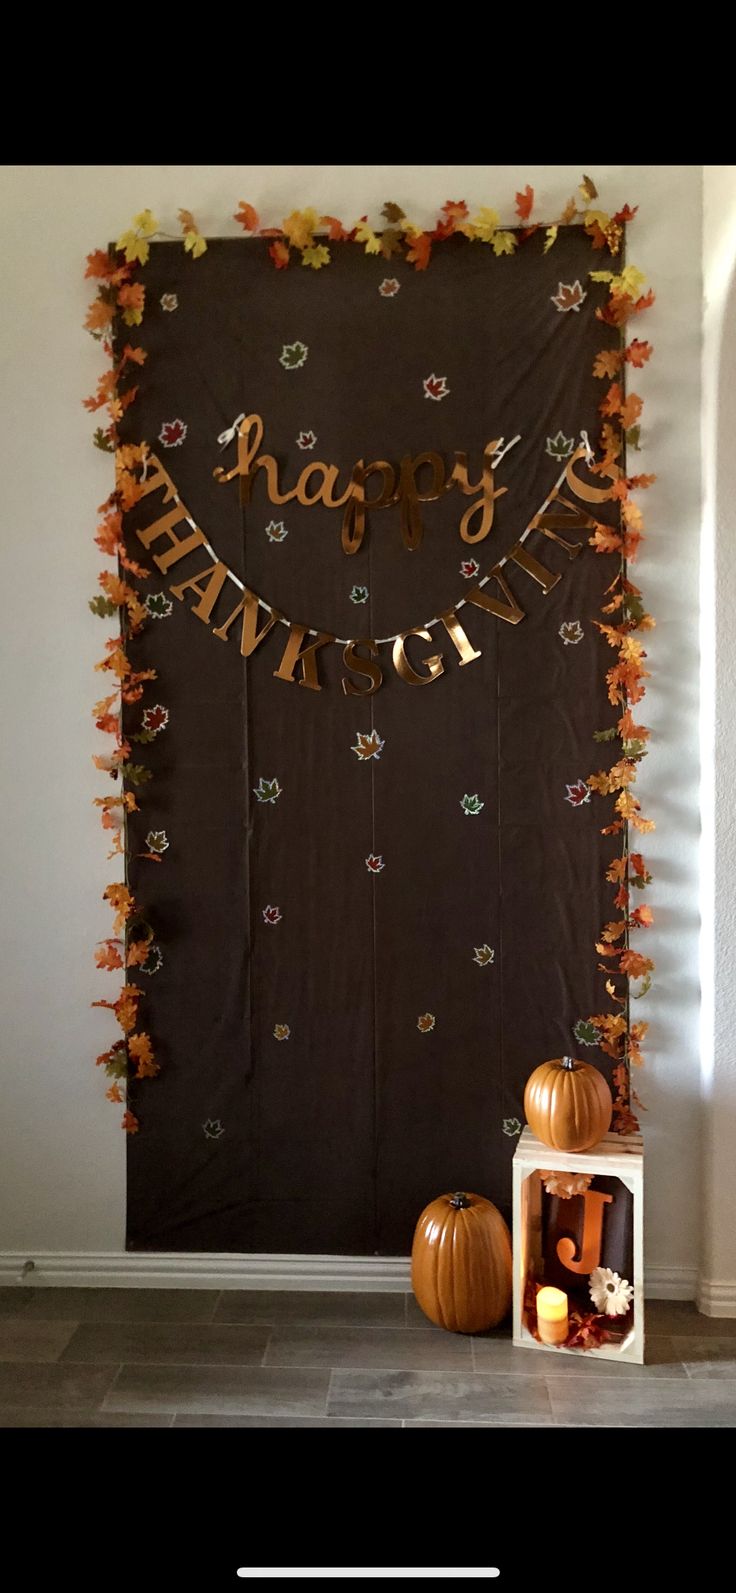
<box><xmin>134</xmin><ymin>443</ymin><xmax>611</xmax><ymax>695</ymax></box>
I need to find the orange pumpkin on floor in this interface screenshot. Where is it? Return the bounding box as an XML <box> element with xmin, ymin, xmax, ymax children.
<box><xmin>411</xmin><ymin>1191</ymin><xmax>512</xmax><ymax>1334</ymax></box>
<box><xmin>524</xmin><ymin>1055</ymin><xmax>612</xmax><ymax>1152</ymax></box>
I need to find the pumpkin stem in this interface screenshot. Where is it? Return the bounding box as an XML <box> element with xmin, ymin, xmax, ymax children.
<box><xmin>450</xmin><ymin>1192</ymin><xmax>471</xmax><ymax>1209</ymax></box>
<box><xmin>561</xmin><ymin>1056</ymin><xmax>577</xmax><ymax>1071</ymax></box>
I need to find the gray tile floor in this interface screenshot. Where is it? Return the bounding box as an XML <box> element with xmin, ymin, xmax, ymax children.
<box><xmin>0</xmin><ymin>1288</ymin><xmax>734</xmax><ymax>1427</ymax></box>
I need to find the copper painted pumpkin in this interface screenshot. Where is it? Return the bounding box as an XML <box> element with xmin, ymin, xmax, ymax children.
<box><xmin>524</xmin><ymin>1055</ymin><xmax>612</xmax><ymax>1152</ymax></box>
<box><xmin>411</xmin><ymin>1191</ymin><xmax>512</xmax><ymax>1334</ymax></box>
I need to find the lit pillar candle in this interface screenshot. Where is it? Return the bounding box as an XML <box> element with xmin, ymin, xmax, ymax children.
<box><xmin>536</xmin><ymin>1286</ymin><xmax>568</xmax><ymax>1345</ymax></box>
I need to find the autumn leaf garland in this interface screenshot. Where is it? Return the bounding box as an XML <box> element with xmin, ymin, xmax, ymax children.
<box><xmin>85</xmin><ymin>178</ymin><xmax>654</xmax><ymax>1134</ymax></box>
<box><xmin>585</xmin><ymin>244</ymin><xmax>656</xmax><ymax>1135</ymax></box>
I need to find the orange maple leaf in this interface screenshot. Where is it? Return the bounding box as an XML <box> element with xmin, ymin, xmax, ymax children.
<box><xmin>630</xmin><ymin>905</ymin><xmax>654</xmax><ymax>928</ymax></box>
<box><xmin>269</xmin><ymin>240</ymin><xmax>290</xmax><ymax>270</ymax></box>
<box><xmin>122</xmin><ymin>1110</ymin><xmax>140</xmax><ymax>1134</ymax></box>
<box><xmin>117</xmin><ymin>282</ymin><xmax>144</xmax><ymax>313</ymax></box>
<box><xmin>406</xmin><ymin>232</ymin><xmax>431</xmax><ymax>271</ymax></box>
<box><xmin>618</xmin><ymin>949</ymin><xmax>655</xmax><ymax>979</ymax></box>
<box><xmin>619</xmin><ymin>392</ymin><xmax>643</xmax><ymax>430</ymax></box>
<box><xmin>590</xmin><ymin>526</ymin><xmax>622</xmax><ymax>556</ymax></box>
<box><xmin>515</xmin><ymin>185</ymin><xmax>534</xmax><ymax>222</ymax></box>
<box><xmin>126</xmin><ymin>935</ymin><xmax>154</xmax><ymax>968</ymax></box>
<box><xmin>599</xmin><ymin>382</ymin><xmax>623</xmax><ymax>418</ymax></box>
<box><xmin>103</xmin><ymin>883</ymin><xmax>135</xmax><ymax>933</ymax></box>
<box><xmin>95</xmin><ymin>940</ymin><xmax>123</xmax><ymax>971</ymax></box>
<box><xmin>320</xmin><ymin>215</ymin><xmax>351</xmax><ymax>241</ymax></box>
<box><xmin>625</xmin><ymin>338</ymin><xmax>653</xmax><ymax>367</ymax></box>
<box><xmin>129</xmin><ymin>1032</ymin><xmax>159</xmax><ymax>1078</ymax></box>
<box><xmin>85</xmin><ymin>299</ymin><xmax>115</xmax><ymax>332</ymax></box>
<box><xmin>593</xmin><ymin>350</ymin><xmax>623</xmax><ymax>380</ymax></box>
<box><xmin>234</xmin><ymin>201</ymin><xmax>259</xmax><ymax>231</ymax></box>
<box><xmin>106</xmin><ymin>1083</ymin><xmax>124</xmax><ymax>1103</ymax></box>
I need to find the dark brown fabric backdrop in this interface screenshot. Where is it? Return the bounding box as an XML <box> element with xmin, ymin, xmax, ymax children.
<box><xmin>121</xmin><ymin>229</ymin><xmax>619</xmax><ymax>1254</ymax></box>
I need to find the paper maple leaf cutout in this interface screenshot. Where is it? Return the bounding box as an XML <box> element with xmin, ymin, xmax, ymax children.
<box><xmin>145</xmin><ymin>829</ymin><xmax>169</xmax><ymax>854</ymax></box>
<box><xmin>296</xmin><ymin>430</ymin><xmax>317</xmax><ymax>450</ymax></box>
<box><xmin>365</xmin><ymin>852</ymin><xmax>385</xmax><ymax>873</ymax></box>
<box><xmin>551</xmin><ymin>280</ymin><xmax>587</xmax><ymax>313</ymax></box>
<box><xmin>546</xmin><ymin>430</ymin><xmax>574</xmax><ymax>461</ymax></box>
<box><xmin>254</xmin><ymin>776</ymin><xmax>282</xmax><ymax>805</ymax></box>
<box><xmin>140</xmin><ymin>943</ymin><xmax>163</xmax><ymax>976</ymax></box>
<box><xmin>265</xmin><ymin>520</ymin><xmax>288</xmax><ymax>542</ymax></box>
<box><xmin>565</xmin><ymin>779</ymin><xmax>591</xmax><ymax>806</ymax></box>
<box><xmin>423</xmin><ymin>373</ymin><xmax>450</xmax><ymax>401</ymax></box>
<box><xmin>262</xmin><ymin>905</ymin><xmax>282</xmax><ymax>925</ymax></box>
<box><xmin>559</xmin><ymin>620</ymin><xmax>584</xmax><ymax>645</ymax></box>
<box><xmin>141</xmin><ymin>704</ymin><xmax>169</xmax><ymax>735</ymax></box>
<box><xmin>574</xmin><ymin>1018</ymin><xmax>602</xmax><ymax>1046</ymax></box>
<box><xmin>352</xmin><ymin>730</ymin><xmax>385</xmax><ymax>761</ymax></box>
<box><xmin>158</xmin><ymin>418</ymin><xmax>187</xmax><ymax>448</ymax></box>
<box><xmin>273</xmin><ymin>1023</ymin><xmax>291</xmax><ymax>1041</ymax></box>
<box><xmin>503</xmin><ymin>1117</ymin><xmax>522</xmax><ymax>1136</ymax></box>
<box><xmin>160</xmin><ymin>293</ymin><xmax>178</xmax><ymax>312</ymax></box>
<box><xmin>473</xmin><ymin>945</ymin><xmax>495</xmax><ymax>967</ymax></box>
<box><xmin>349</xmin><ymin>585</ymin><xmax>369</xmax><ymax>604</ymax></box>
<box><xmin>379</xmin><ymin>278</ymin><xmax>400</xmax><ymax>297</ymax></box>
<box><xmin>460</xmin><ymin>793</ymin><xmax>484</xmax><ymax>816</ymax></box>
<box><xmin>515</xmin><ymin>185</ymin><xmax>534</xmax><ymax>222</ymax></box>
<box><xmin>417</xmin><ymin>1013</ymin><xmax>436</xmax><ymax>1033</ymax></box>
<box><xmin>280</xmin><ymin>341</ymin><xmax>308</xmax><ymax>370</ymax></box>
<box><xmin>203</xmin><ymin>1118</ymin><xmax>225</xmax><ymax>1139</ymax></box>
<box><xmin>460</xmin><ymin>558</ymin><xmax>480</xmax><ymax>579</ymax></box>
<box><xmin>145</xmin><ymin>592</ymin><xmax>173</xmax><ymax>620</ymax></box>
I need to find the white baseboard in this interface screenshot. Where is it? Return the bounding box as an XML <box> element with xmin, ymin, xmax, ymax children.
<box><xmin>0</xmin><ymin>1251</ymin><xmax>700</xmax><ymax>1300</ymax></box>
<box><xmin>696</xmin><ymin>1275</ymin><xmax>736</xmax><ymax>1317</ymax></box>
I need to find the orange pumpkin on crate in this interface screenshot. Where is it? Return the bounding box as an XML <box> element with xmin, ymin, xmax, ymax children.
<box><xmin>411</xmin><ymin>1191</ymin><xmax>512</xmax><ymax>1334</ymax></box>
<box><xmin>524</xmin><ymin>1055</ymin><xmax>613</xmax><ymax>1153</ymax></box>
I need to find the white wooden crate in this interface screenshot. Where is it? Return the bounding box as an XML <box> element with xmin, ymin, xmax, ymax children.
<box><xmin>512</xmin><ymin>1128</ymin><xmax>644</xmax><ymax>1364</ymax></box>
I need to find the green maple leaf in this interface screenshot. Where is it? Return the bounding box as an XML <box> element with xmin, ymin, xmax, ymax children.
<box><xmin>594</xmin><ymin>727</ymin><xmax>618</xmax><ymax>742</ymax></box>
<box><xmin>254</xmin><ymin>776</ymin><xmax>282</xmax><ymax>804</ymax></box>
<box><xmin>625</xmin><ymin>425</ymin><xmax>641</xmax><ymax>450</ymax></box>
<box><xmin>460</xmin><ymin>793</ymin><xmax>484</xmax><ymax>816</ymax></box>
<box><xmin>89</xmin><ymin>595</ymin><xmax>117</xmax><ymax>617</ymax></box>
<box><xmin>120</xmin><ymin>762</ymin><xmax>152</xmax><ymax>785</ymax></box>
<box><xmin>131</xmin><ymin>729</ymin><xmax>157</xmax><ymax>744</ymax></box>
<box><xmin>350</xmin><ymin>585</ymin><xmax>369</xmax><ymax>604</ymax></box>
<box><xmin>93</xmin><ymin>428</ymin><xmax>114</xmax><ymax>453</ymax></box>
<box><xmin>381</xmin><ymin>201</ymin><xmax>406</xmax><ymax>223</ymax></box>
<box><xmin>546</xmin><ymin>430</ymin><xmax>575</xmax><ymax>462</ymax></box>
<box><xmin>573</xmin><ymin>1019</ymin><xmax>601</xmax><ymax>1047</ymax></box>
<box><xmin>503</xmin><ymin>1117</ymin><xmax>522</xmax><ymax>1137</ymax></box>
<box><xmin>279</xmin><ymin>341</ymin><xmax>308</xmax><ymax>370</ymax></box>
<box><xmin>105</xmin><ymin>1045</ymin><xmax>129</xmax><ymax>1080</ymax></box>
<box><xmin>145</xmin><ymin>592</ymin><xmax>173</xmax><ymax>619</ymax></box>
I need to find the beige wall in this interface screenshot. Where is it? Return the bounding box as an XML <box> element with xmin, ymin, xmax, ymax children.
<box><xmin>0</xmin><ymin>165</ymin><xmax>703</xmax><ymax>1290</ymax></box>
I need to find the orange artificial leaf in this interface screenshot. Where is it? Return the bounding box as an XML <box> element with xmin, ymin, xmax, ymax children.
<box><xmin>122</xmin><ymin>1110</ymin><xmax>140</xmax><ymax>1134</ymax></box>
<box><xmin>121</xmin><ymin>343</ymin><xmax>147</xmax><ymax>367</ymax></box>
<box><xmin>618</xmin><ymin>950</ymin><xmax>655</xmax><ymax>979</ymax></box>
<box><xmin>593</xmin><ymin>349</ymin><xmax>623</xmax><ymax>379</ymax></box>
<box><xmin>630</xmin><ymin>905</ymin><xmax>654</xmax><ymax>928</ymax></box>
<box><xmin>103</xmin><ymin>883</ymin><xmax>135</xmax><ymax>933</ymax></box>
<box><xmin>269</xmin><ymin>240</ymin><xmax>290</xmax><ymax>270</ymax></box>
<box><xmin>126</xmin><ymin>935</ymin><xmax>154</xmax><ymax>968</ymax></box>
<box><xmin>625</xmin><ymin>338</ymin><xmax>653</xmax><ymax>367</ymax></box>
<box><xmin>601</xmin><ymin>920</ymin><xmax>627</xmax><ymax>943</ymax></box>
<box><xmin>85</xmin><ymin>298</ymin><xmax>115</xmax><ymax>332</ymax></box>
<box><xmin>620</xmin><ymin>392</ymin><xmax>643</xmax><ymax>430</ymax></box>
<box><xmin>515</xmin><ymin>185</ymin><xmax>534</xmax><ymax>222</ymax></box>
<box><xmin>559</xmin><ymin>197</ymin><xmax>578</xmax><ymax>225</ymax></box>
<box><xmin>95</xmin><ymin>939</ymin><xmax>124</xmax><ymax>972</ymax></box>
<box><xmin>590</xmin><ymin>526</ymin><xmax>623</xmax><ymax>556</ymax></box>
<box><xmin>606</xmin><ymin>857</ymin><xmax>628</xmax><ymax>883</ymax></box>
<box><xmin>106</xmin><ymin>1084</ymin><xmax>124</xmax><ymax>1103</ymax></box>
<box><xmin>600</xmin><ymin>382</ymin><xmax>623</xmax><ymax>418</ymax></box>
<box><xmin>629</xmin><ymin>852</ymin><xmax>649</xmax><ymax>876</ymax></box>
<box><xmin>234</xmin><ymin>201</ymin><xmax>259</xmax><ymax>231</ymax></box>
<box><xmin>129</xmin><ymin>1032</ymin><xmax>159</xmax><ymax>1078</ymax></box>
<box><xmin>406</xmin><ymin>231</ymin><xmax>431</xmax><ymax>271</ymax></box>
<box><xmin>320</xmin><ymin>215</ymin><xmax>351</xmax><ymax>241</ymax></box>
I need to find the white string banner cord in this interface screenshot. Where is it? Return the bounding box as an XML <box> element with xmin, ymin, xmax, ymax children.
<box><xmin>168</xmin><ymin>436</ymin><xmax>591</xmax><ymax>648</ymax></box>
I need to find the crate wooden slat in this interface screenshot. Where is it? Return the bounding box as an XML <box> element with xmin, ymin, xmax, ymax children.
<box><xmin>512</xmin><ymin>1128</ymin><xmax>644</xmax><ymax>1364</ymax></box>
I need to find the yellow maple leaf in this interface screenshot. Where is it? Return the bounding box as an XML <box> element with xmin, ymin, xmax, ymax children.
<box><xmin>612</xmin><ymin>264</ymin><xmax>647</xmax><ymax>298</ymax></box>
<box><xmin>301</xmin><ymin>244</ymin><xmax>331</xmax><ymax>270</ymax></box>
<box><xmin>354</xmin><ymin>220</ymin><xmax>382</xmax><ymax>255</ymax></box>
<box><xmin>590</xmin><ymin>269</ymin><xmax>614</xmax><ymax>283</ymax></box>
<box><xmin>133</xmin><ymin>210</ymin><xmax>158</xmax><ymax>238</ymax></box>
<box><xmin>282</xmin><ymin>208</ymin><xmax>319</xmax><ymax>249</ymax></box>
<box><xmin>543</xmin><ymin>225</ymin><xmax>558</xmax><ymax>254</ymax></box>
<box><xmin>492</xmin><ymin>230</ymin><xmax>517</xmax><ymax>256</ymax></box>
<box><xmin>469</xmin><ymin>207</ymin><xmax>500</xmax><ymax>243</ymax></box>
<box><xmin>184</xmin><ymin>230</ymin><xmax>207</xmax><ymax>258</ymax></box>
